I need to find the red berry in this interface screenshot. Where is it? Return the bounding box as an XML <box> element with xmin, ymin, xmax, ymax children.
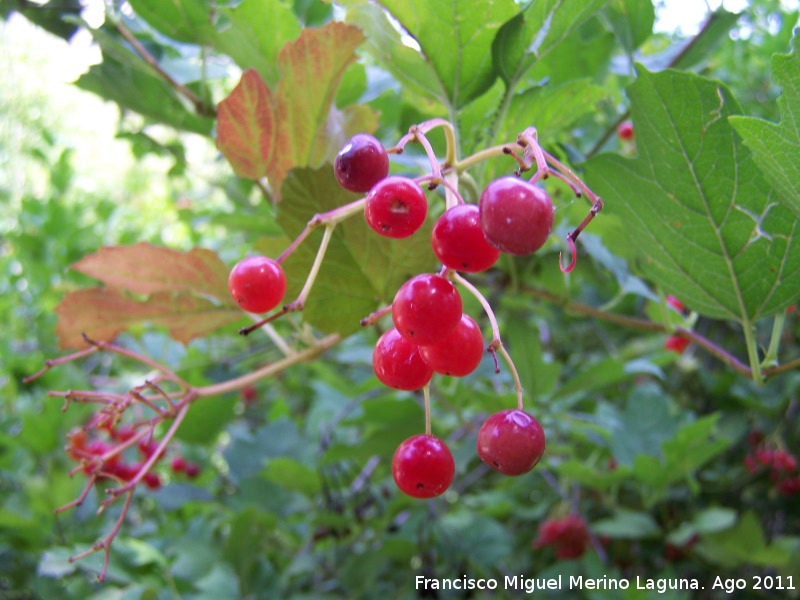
<box><xmin>364</xmin><ymin>176</ymin><xmax>428</xmax><ymax>238</ymax></box>
<box><xmin>184</xmin><ymin>462</ymin><xmax>201</xmax><ymax>478</ymax></box>
<box><xmin>138</xmin><ymin>439</ymin><xmax>166</xmax><ymax>461</ymax></box>
<box><xmin>392</xmin><ymin>434</ymin><xmax>455</xmax><ymax>498</ymax></box>
<box><xmin>107</xmin><ymin>461</ymin><xmax>138</xmax><ymax>482</ymax></box>
<box><xmin>334</xmin><ymin>133</ymin><xmax>390</xmax><ymax>193</ymax></box>
<box><xmin>372</xmin><ymin>328</ymin><xmax>433</xmax><ymax>391</ymax></box>
<box><xmin>391</xmin><ymin>274</ymin><xmax>463</xmax><ymax>346</ymax></box>
<box><xmin>477</xmin><ymin>409</ymin><xmax>546</xmax><ymax>476</ymax></box>
<box><xmin>666</xmin><ymin>295</ymin><xmax>685</xmax><ymax>313</ymax></box>
<box><xmin>431</xmin><ymin>203</ymin><xmax>501</xmax><ymax>272</ymax></box>
<box><xmin>228</xmin><ymin>256</ymin><xmax>287</xmax><ymax>314</ymax></box>
<box><xmin>772</xmin><ymin>450</ymin><xmax>797</xmax><ymax>473</ymax></box>
<box><xmin>171</xmin><ymin>456</ymin><xmax>187</xmax><ymax>473</ymax></box>
<box><xmin>664</xmin><ymin>335</ymin><xmax>690</xmax><ymax>354</ymax></box>
<box><xmin>240</xmin><ymin>385</ymin><xmax>258</xmax><ymax>404</ymax></box>
<box><xmin>419</xmin><ymin>314</ymin><xmax>484</xmax><ymax>377</ymax></box>
<box><xmin>777</xmin><ymin>475</ymin><xmax>800</xmax><ymax>496</ymax></box>
<box><xmin>479</xmin><ymin>177</ymin><xmax>554</xmax><ymax>256</ymax></box>
<box><xmin>143</xmin><ymin>471</ymin><xmax>162</xmax><ymax>490</ymax></box>
<box><xmin>110</xmin><ymin>425</ymin><xmax>136</xmax><ymax>442</ymax></box>
<box><xmin>533</xmin><ymin>515</ymin><xmax>590</xmax><ymax>560</ymax></box>
<box><xmin>617</xmin><ymin>119</ymin><xmax>634</xmax><ymax>141</ymax></box>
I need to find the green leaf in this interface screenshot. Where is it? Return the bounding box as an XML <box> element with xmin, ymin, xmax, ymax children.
<box><xmin>1</xmin><ymin>0</ymin><xmax>83</xmax><ymax>41</ymax></box>
<box><xmin>277</xmin><ymin>167</ymin><xmax>435</xmax><ymax>336</ymax></box>
<box><xmin>632</xmin><ymin>415</ymin><xmax>728</xmax><ymax>492</ymax></box>
<box><xmin>667</xmin><ymin>507</ymin><xmax>737</xmax><ymax>545</ymax></box>
<box><xmin>176</xmin><ymin>395</ymin><xmax>237</xmax><ymax>444</ymax></box>
<box><xmin>599</xmin><ymin>0</ymin><xmax>655</xmax><ymax>55</ymax></box>
<box><xmin>262</xmin><ymin>457</ymin><xmax>321</xmax><ymax>496</ymax></box>
<box><xmin>491</xmin><ymin>0</ymin><xmax>606</xmax><ymax>89</ymax></box>
<box><xmin>730</xmin><ymin>34</ymin><xmax>800</xmax><ymax>220</ymax></box>
<box><xmin>76</xmin><ymin>27</ymin><xmax>214</xmax><ymax>135</ymax></box>
<box><xmin>342</xmin><ymin>2</ymin><xmax>443</xmax><ymax>109</ymax></box>
<box><xmin>501</xmin><ymin>79</ymin><xmax>608</xmax><ymax>143</ymax></box>
<box><xmin>668</xmin><ymin>8</ymin><xmax>740</xmax><ymax>71</ymax></box>
<box><xmin>372</xmin><ymin>0</ymin><xmax>518</xmax><ymax>109</ymax></box>
<box><xmin>556</xmin><ymin>459</ymin><xmax>632</xmax><ymax>489</ymax></box>
<box><xmin>591</xmin><ymin>508</ymin><xmax>661</xmax><ymax>539</ymax></box>
<box><xmin>126</xmin><ymin>0</ymin><xmax>216</xmax><ymax>44</ymax></box>
<box><xmin>213</xmin><ymin>0</ymin><xmax>301</xmax><ymax>87</ymax></box>
<box><xmin>694</xmin><ymin>511</ymin><xmax>790</xmax><ymax>568</ymax></box>
<box><xmin>607</xmin><ymin>384</ymin><xmax>682</xmax><ymax>466</ymax></box>
<box><xmin>586</xmin><ymin>67</ymin><xmax>800</xmax><ymax>323</ymax></box>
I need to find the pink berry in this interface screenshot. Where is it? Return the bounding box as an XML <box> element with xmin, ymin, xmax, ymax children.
<box><xmin>477</xmin><ymin>409</ymin><xmax>545</xmax><ymax>476</ymax></box>
<box><xmin>479</xmin><ymin>177</ymin><xmax>554</xmax><ymax>256</ymax></box>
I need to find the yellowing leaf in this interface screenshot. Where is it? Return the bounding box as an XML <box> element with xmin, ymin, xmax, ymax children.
<box><xmin>270</xmin><ymin>22</ymin><xmax>365</xmax><ymax>187</ymax></box>
<box><xmin>216</xmin><ymin>69</ymin><xmax>276</xmax><ymax>180</ymax></box>
<box><xmin>55</xmin><ymin>288</ymin><xmax>242</xmax><ymax>349</ymax></box>
<box><xmin>215</xmin><ymin>22</ymin><xmax>370</xmax><ymax>194</ymax></box>
<box><xmin>57</xmin><ymin>243</ymin><xmax>241</xmax><ymax>349</ymax></box>
<box><xmin>70</xmin><ymin>242</ymin><xmax>233</xmax><ymax>300</ymax></box>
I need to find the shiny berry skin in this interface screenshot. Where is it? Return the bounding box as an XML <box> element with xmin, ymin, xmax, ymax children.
<box><xmin>477</xmin><ymin>409</ymin><xmax>545</xmax><ymax>476</ymax></box>
<box><xmin>479</xmin><ymin>177</ymin><xmax>554</xmax><ymax>256</ymax></box>
<box><xmin>419</xmin><ymin>314</ymin><xmax>484</xmax><ymax>377</ymax></box>
<box><xmin>228</xmin><ymin>256</ymin><xmax>287</xmax><ymax>314</ymax></box>
<box><xmin>617</xmin><ymin>119</ymin><xmax>634</xmax><ymax>141</ymax></box>
<box><xmin>431</xmin><ymin>203</ymin><xmax>501</xmax><ymax>272</ymax></box>
<box><xmin>372</xmin><ymin>328</ymin><xmax>433</xmax><ymax>391</ymax></box>
<box><xmin>364</xmin><ymin>176</ymin><xmax>428</xmax><ymax>238</ymax></box>
<box><xmin>334</xmin><ymin>133</ymin><xmax>390</xmax><ymax>193</ymax></box>
<box><xmin>392</xmin><ymin>274</ymin><xmax>463</xmax><ymax>346</ymax></box>
<box><xmin>392</xmin><ymin>434</ymin><xmax>455</xmax><ymax>498</ymax></box>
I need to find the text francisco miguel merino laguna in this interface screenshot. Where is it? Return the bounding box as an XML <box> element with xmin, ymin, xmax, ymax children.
<box><xmin>415</xmin><ymin>574</ymin><xmax>702</xmax><ymax>594</ymax></box>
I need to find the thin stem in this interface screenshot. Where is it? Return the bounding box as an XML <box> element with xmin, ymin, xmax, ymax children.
<box><xmin>104</xmin><ymin>401</ymin><xmax>191</xmax><ymax>501</ymax></box>
<box><xmin>195</xmin><ymin>333</ymin><xmax>342</xmax><ymax>397</ymax></box>
<box><xmin>115</xmin><ymin>22</ymin><xmax>215</xmax><ymax>118</ymax></box>
<box><xmin>762</xmin><ymin>312</ymin><xmax>786</xmax><ymax>368</ymax></box>
<box><xmin>423</xmin><ymin>384</ymin><xmax>432</xmax><ymax>436</ymax></box>
<box><xmin>23</xmin><ymin>345</ymin><xmax>101</xmax><ymax>383</ymax></box>
<box><xmin>291</xmin><ymin>224</ymin><xmax>335</xmax><ymax>309</ymax></box>
<box><xmin>413</xmin><ymin>118</ymin><xmax>459</xmax><ymax>167</ymax></box>
<box><xmin>454</xmin><ymin>143</ymin><xmax>519</xmax><ymax>174</ymax></box>
<box><xmin>451</xmin><ymin>273</ymin><xmax>524</xmax><ymax>408</ymax></box>
<box><xmin>742</xmin><ymin>320</ymin><xmax>765</xmax><ymax>386</ymax></box>
<box><xmin>451</xmin><ymin>273</ymin><xmax>501</xmax><ymax>341</ymax></box>
<box><xmin>410</xmin><ymin>129</ymin><xmax>442</xmax><ymax>182</ymax></box>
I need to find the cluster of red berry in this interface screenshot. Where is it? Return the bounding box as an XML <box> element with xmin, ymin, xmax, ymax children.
<box><xmin>744</xmin><ymin>431</ymin><xmax>799</xmax><ymax>496</ymax></box>
<box><xmin>66</xmin><ymin>419</ymin><xmax>200</xmax><ymax>491</ymax></box>
<box><xmin>532</xmin><ymin>514</ymin><xmax>591</xmax><ymax>560</ymax></box>
<box><xmin>664</xmin><ymin>295</ymin><xmax>690</xmax><ymax>354</ymax></box>
<box><xmin>334</xmin><ymin>133</ymin><xmax>550</xmax><ymax>498</ymax></box>
<box><xmin>225</xmin><ymin>128</ymin><xmax>579</xmax><ymax>499</ymax></box>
